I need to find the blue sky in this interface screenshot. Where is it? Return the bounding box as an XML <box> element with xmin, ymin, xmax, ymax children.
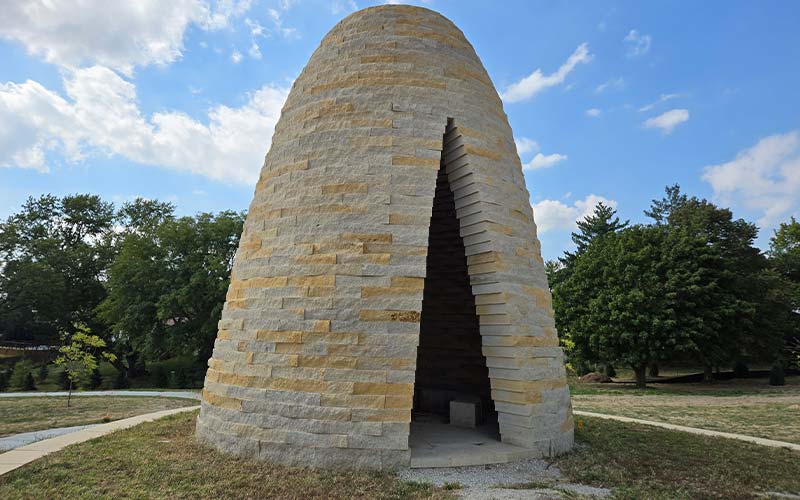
<box><xmin>1</xmin><ymin>1</ymin><xmax>799</xmax><ymax>261</ymax></box>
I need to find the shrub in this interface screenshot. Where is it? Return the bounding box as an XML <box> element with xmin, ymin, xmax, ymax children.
<box><xmin>604</xmin><ymin>364</ymin><xmax>617</xmax><ymax>378</ymax></box>
<box><xmin>733</xmin><ymin>362</ymin><xmax>750</xmax><ymax>378</ymax></box>
<box><xmin>37</xmin><ymin>363</ymin><xmax>49</xmax><ymax>383</ymax></box>
<box><xmin>9</xmin><ymin>360</ymin><xmax>35</xmax><ymax>390</ymax></box>
<box><xmin>114</xmin><ymin>370</ymin><xmax>130</xmax><ymax>389</ymax></box>
<box><xmin>150</xmin><ymin>365</ymin><xmax>169</xmax><ymax>388</ymax></box>
<box><xmin>0</xmin><ymin>370</ymin><xmax>9</xmax><ymax>392</ymax></box>
<box><xmin>769</xmin><ymin>364</ymin><xmax>785</xmax><ymax>386</ymax></box>
<box><xmin>23</xmin><ymin>372</ymin><xmax>37</xmax><ymax>391</ymax></box>
<box><xmin>85</xmin><ymin>368</ymin><xmax>103</xmax><ymax>390</ymax></box>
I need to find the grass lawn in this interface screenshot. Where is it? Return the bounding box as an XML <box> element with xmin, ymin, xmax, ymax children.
<box><xmin>570</xmin><ymin>374</ymin><xmax>800</xmax><ymax>397</ymax></box>
<box><xmin>570</xmin><ymin>376</ymin><xmax>800</xmax><ymax>444</ymax></box>
<box><xmin>557</xmin><ymin>416</ymin><xmax>800</xmax><ymax>500</ymax></box>
<box><xmin>1</xmin><ymin>410</ymin><xmax>798</xmax><ymax>499</ymax></box>
<box><xmin>0</xmin><ymin>396</ymin><xmax>198</xmax><ymax>437</ymax></box>
<box><xmin>0</xmin><ymin>410</ymin><xmax>449</xmax><ymax>500</ymax></box>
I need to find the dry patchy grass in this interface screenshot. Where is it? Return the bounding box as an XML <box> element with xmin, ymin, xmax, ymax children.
<box><xmin>0</xmin><ymin>410</ymin><xmax>449</xmax><ymax>500</ymax></box>
<box><xmin>0</xmin><ymin>396</ymin><xmax>197</xmax><ymax>437</ymax></box>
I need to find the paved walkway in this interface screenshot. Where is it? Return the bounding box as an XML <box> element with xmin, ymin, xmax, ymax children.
<box><xmin>0</xmin><ymin>390</ymin><xmax>199</xmax><ymax>400</ymax></box>
<box><xmin>0</xmin><ymin>406</ymin><xmax>199</xmax><ymax>477</ymax></box>
<box><xmin>573</xmin><ymin>410</ymin><xmax>800</xmax><ymax>452</ymax></box>
<box><xmin>0</xmin><ymin>424</ymin><xmax>99</xmax><ymax>451</ymax></box>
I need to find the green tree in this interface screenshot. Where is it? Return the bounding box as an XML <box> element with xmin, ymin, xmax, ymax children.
<box><xmin>644</xmin><ymin>183</ymin><xmax>688</xmax><ymax>224</ymax></box>
<box><xmin>645</xmin><ymin>186</ymin><xmax>770</xmax><ymax>380</ymax></box>
<box><xmin>767</xmin><ymin>217</ymin><xmax>800</xmax><ymax>366</ymax></box>
<box><xmin>561</xmin><ymin>202</ymin><xmax>628</xmax><ymax>265</ymax></box>
<box><xmin>9</xmin><ymin>359</ymin><xmax>36</xmax><ymax>390</ymax></box>
<box><xmin>54</xmin><ymin>326</ymin><xmax>116</xmax><ymax>406</ymax></box>
<box><xmin>0</xmin><ymin>194</ymin><xmax>115</xmax><ymax>344</ymax></box>
<box><xmin>98</xmin><ymin>210</ymin><xmax>244</xmax><ymax>370</ymax></box>
<box><xmin>553</xmin><ymin>225</ymin><xmax>695</xmax><ymax>388</ymax></box>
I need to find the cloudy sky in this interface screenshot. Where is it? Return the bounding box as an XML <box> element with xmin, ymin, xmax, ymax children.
<box><xmin>1</xmin><ymin>0</ymin><xmax>799</xmax><ymax>260</ymax></box>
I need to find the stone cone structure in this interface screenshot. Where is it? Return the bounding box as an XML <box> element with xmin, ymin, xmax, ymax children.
<box><xmin>196</xmin><ymin>5</ymin><xmax>573</xmax><ymax>470</ymax></box>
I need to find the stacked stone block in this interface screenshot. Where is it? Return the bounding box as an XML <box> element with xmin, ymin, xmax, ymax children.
<box><xmin>196</xmin><ymin>4</ymin><xmax>573</xmax><ymax>469</ymax></box>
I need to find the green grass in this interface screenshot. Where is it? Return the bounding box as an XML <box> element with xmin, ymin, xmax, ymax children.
<box><xmin>573</xmin><ymin>397</ymin><xmax>800</xmax><ymax>444</ymax></box>
<box><xmin>0</xmin><ymin>410</ymin><xmax>451</xmax><ymax>500</ymax></box>
<box><xmin>0</xmin><ymin>396</ymin><xmax>197</xmax><ymax>437</ymax></box>
<box><xmin>2</xmin><ymin>409</ymin><xmax>799</xmax><ymax>499</ymax></box>
<box><xmin>558</xmin><ymin>416</ymin><xmax>800</xmax><ymax>500</ymax></box>
<box><xmin>569</xmin><ymin>375</ymin><xmax>800</xmax><ymax>397</ymax></box>
<box><xmin>570</xmin><ymin>376</ymin><xmax>800</xmax><ymax>444</ymax></box>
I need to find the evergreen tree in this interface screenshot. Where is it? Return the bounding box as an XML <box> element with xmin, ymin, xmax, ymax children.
<box><xmin>644</xmin><ymin>184</ymin><xmax>688</xmax><ymax>224</ymax></box>
<box><xmin>561</xmin><ymin>202</ymin><xmax>628</xmax><ymax>265</ymax></box>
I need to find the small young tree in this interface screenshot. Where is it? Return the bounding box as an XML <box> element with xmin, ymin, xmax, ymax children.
<box><xmin>54</xmin><ymin>326</ymin><xmax>116</xmax><ymax>407</ymax></box>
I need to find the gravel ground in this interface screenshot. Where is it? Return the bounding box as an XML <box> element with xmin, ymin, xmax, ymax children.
<box><xmin>399</xmin><ymin>459</ymin><xmax>611</xmax><ymax>499</ymax></box>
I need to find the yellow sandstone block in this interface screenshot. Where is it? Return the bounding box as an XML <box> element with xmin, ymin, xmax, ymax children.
<box><xmin>256</xmin><ymin>330</ymin><xmax>303</xmax><ymax>343</ymax></box>
<box><xmin>359</xmin><ymin>310</ymin><xmax>421</xmax><ymax>322</ymax></box>
<box><xmin>390</xmin><ymin>276</ymin><xmax>425</xmax><ymax>289</ymax></box>
<box><xmin>361</xmin><ymin>287</ymin><xmax>421</xmax><ymax>298</ymax></box>
<box><xmin>289</xmin><ymin>275</ymin><xmax>335</xmax><ymax>287</ymax></box>
<box><xmin>465</xmin><ymin>144</ymin><xmax>502</xmax><ymax>161</ymax></box>
<box><xmin>385</xmin><ymin>395</ymin><xmax>413</xmax><ymax>409</ymax></box>
<box><xmin>322</xmin><ymin>183</ymin><xmax>369</xmax><ymax>194</ymax></box>
<box><xmin>293</xmin><ymin>254</ymin><xmax>337</xmax><ymax>264</ymax></box>
<box><xmin>298</xmin><ymin>355</ymin><xmax>358</xmax><ymax>369</ymax></box>
<box><xmin>202</xmin><ymin>389</ymin><xmax>243</xmax><ymax>411</ymax></box>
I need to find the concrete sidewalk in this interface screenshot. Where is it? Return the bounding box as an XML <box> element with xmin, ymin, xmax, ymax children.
<box><xmin>573</xmin><ymin>410</ymin><xmax>800</xmax><ymax>452</ymax></box>
<box><xmin>0</xmin><ymin>424</ymin><xmax>99</xmax><ymax>451</ymax></box>
<box><xmin>0</xmin><ymin>405</ymin><xmax>199</xmax><ymax>477</ymax></box>
<box><xmin>0</xmin><ymin>390</ymin><xmax>199</xmax><ymax>400</ymax></box>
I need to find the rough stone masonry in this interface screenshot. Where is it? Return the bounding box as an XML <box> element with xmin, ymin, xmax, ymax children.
<box><xmin>196</xmin><ymin>4</ymin><xmax>574</xmax><ymax>470</ymax></box>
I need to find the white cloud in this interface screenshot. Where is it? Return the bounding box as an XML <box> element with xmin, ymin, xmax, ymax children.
<box><xmin>594</xmin><ymin>77</ymin><xmax>624</xmax><ymax>93</ymax></box>
<box><xmin>702</xmin><ymin>131</ymin><xmax>800</xmax><ymax>226</ymax></box>
<box><xmin>514</xmin><ymin>137</ymin><xmax>567</xmax><ymax>170</ymax></box>
<box><xmin>0</xmin><ymin>67</ymin><xmax>289</xmax><ymax>184</ymax></box>
<box><xmin>533</xmin><ymin>194</ymin><xmax>618</xmax><ymax>233</ymax></box>
<box><xmin>514</xmin><ymin>137</ymin><xmax>540</xmax><ymax>156</ymax></box>
<box><xmin>525</xmin><ymin>153</ymin><xmax>568</xmax><ymax>171</ymax></box>
<box><xmin>267</xmin><ymin>8</ymin><xmax>298</xmax><ymax>39</ymax></box>
<box><xmin>331</xmin><ymin>0</ymin><xmax>359</xmax><ymax>14</ymax></box>
<box><xmin>0</xmin><ymin>1</ymin><xmax>253</xmax><ymax>75</ymax></box>
<box><xmin>643</xmin><ymin>109</ymin><xmax>689</xmax><ymax>135</ymax></box>
<box><xmin>638</xmin><ymin>93</ymin><xmax>681</xmax><ymax>112</ymax></box>
<box><xmin>248</xmin><ymin>42</ymin><xmax>262</xmax><ymax>59</ymax></box>
<box><xmin>245</xmin><ymin>18</ymin><xmax>266</xmax><ymax>37</ymax></box>
<box><xmin>501</xmin><ymin>43</ymin><xmax>592</xmax><ymax>103</ymax></box>
<box><xmin>586</xmin><ymin>108</ymin><xmax>602</xmax><ymax>117</ymax></box>
<box><xmin>624</xmin><ymin>29</ymin><xmax>651</xmax><ymax>57</ymax></box>
<box><xmin>231</xmin><ymin>49</ymin><xmax>243</xmax><ymax>63</ymax></box>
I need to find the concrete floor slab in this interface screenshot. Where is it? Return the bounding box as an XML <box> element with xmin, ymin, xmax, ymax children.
<box><xmin>409</xmin><ymin>420</ymin><xmax>540</xmax><ymax>468</ymax></box>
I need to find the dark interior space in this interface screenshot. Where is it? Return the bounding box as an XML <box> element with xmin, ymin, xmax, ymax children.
<box><xmin>412</xmin><ymin>122</ymin><xmax>494</xmax><ymax>427</ymax></box>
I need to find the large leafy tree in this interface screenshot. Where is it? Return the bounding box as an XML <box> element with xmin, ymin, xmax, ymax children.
<box><xmin>554</xmin><ymin>225</ymin><xmax>696</xmax><ymax>388</ymax></box>
<box><xmin>0</xmin><ymin>195</ymin><xmax>115</xmax><ymax>344</ymax></box>
<box><xmin>646</xmin><ymin>186</ymin><xmax>772</xmax><ymax>379</ymax></box>
<box><xmin>767</xmin><ymin>217</ymin><xmax>800</xmax><ymax>365</ymax></box>
<box><xmin>98</xmin><ymin>208</ymin><xmax>244</xmax><ymax>369</ymax></box>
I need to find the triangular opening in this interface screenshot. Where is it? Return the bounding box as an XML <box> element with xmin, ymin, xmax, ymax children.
<box><xmin>411</xmin><ymin>120</ymin><xmax>498</xmax><ymax>454</ymax></box>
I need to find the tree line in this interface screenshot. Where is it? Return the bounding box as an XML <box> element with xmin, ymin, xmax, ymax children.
<box><xmin>1</xmin><ymin>189</ymin><xmax>798</xmax><ymax>391</ymax></box>
<box><xmin>0</xmin><ymin>194</ymin><xmax>244</xmax><ymax>388</ymax></box>
<box><xmin>548</xmin><ymin>185</ymin><xmax>800</xmax><ymax>388</ymax></box>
